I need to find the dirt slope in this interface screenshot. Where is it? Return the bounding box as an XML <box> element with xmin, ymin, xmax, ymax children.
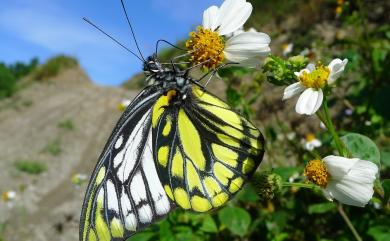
<box><xmin>0</xmin><ymin>67</ymin><xmax>139</xmax><ymax>241</ymax></box>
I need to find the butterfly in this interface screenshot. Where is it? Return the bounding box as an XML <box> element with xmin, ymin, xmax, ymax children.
<box><xmin>80</xmin><ymin>2</ymin><xmax>265</xmax><ymax>241</ymax></box>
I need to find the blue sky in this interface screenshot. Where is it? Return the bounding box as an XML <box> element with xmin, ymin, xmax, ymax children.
<box><xmin>0</xmin><ymin>0</ymin><xmax>221</xmax><ymax>85</ymax></box>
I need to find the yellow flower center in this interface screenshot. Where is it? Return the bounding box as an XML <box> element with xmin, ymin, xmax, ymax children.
<box><xmin>305</xmin><ymin>133</ymin><xmax>316</xmax><ymax>142</ymax></box>
<box><xmin>299</xmin><ymin>63</ymin><xmax>330</xmax><ymax>89</ymax></box>
<box><xmin>186</xmin><ymin>26</ymin><xmax>225</xmax><ymax>69</ymax></box>
<box><xmin>304</xmin><ymin>159</ymin><xmax>330</xmax><ymax>187</ymax></box>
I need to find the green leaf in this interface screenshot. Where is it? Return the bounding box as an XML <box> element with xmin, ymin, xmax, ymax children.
<box><xmin>367</xmin><ymin>226</ymin><xmax>390</xmax><ymax>241</ymax></box>
<box><xmin>234</xmin><ymin>184</ymin><xmax>259</xmax><ymax>202</ymax></box>
<box><xmin>380</xmin><ymin>148</ymin><xmax>390</xmax><ymax>168</ymax></box>
<box><xmin>273</xmin><ymin>166</ymin><xmax>302</xmax><ymax>181</ymax></box>
<box><xmin>217</xmin><ymin>66</ymin><xmax>250</xmax><ymax>78</ymax></box>
<box><xmin>218</xmin><ymin>207</ymin><xmax>251</xmax><ymax>237</ymax></box>
<box><xmin>127</xmin><ymin>232</ymin><xmax>155</xmax><ymax>241</ymax></box>
<box><xmin>200</xmin><ymin>215</ymin><xmax>218</xmax><ymax>233</ymax></box>
<box><xmin>308</xmin><ymin>203</ymin><xmax>337</xmax><ymax>214</ymax></box>
<box><xmin>340</xmin><ymin>133</ymin><xmax>381</xmax><ymax>167</ymax></box>
<box><xmin>159</xmin><ymin>220</ymin><xmax>174</xmax><ymax>241</ymax></box>
<box><xmin>382</xmin><ymin>179</ymin><xmax>390</xmax><ymax>204</ymax></box>
<box><xmin>226</xmin><ymin>87</ymin><xmax>242</xmax><ymax>108</ymax></box>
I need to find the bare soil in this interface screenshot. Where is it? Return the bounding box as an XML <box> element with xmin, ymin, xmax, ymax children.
<box><xmin>0</xmin><ymin>67</ymin><xmax>138</xmax><ymax>241</ymax></box>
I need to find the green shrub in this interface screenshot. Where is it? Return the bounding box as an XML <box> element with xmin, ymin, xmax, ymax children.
<box><xmin>7</xmin><ymin>58</ymin><xmax>39</xmax><ymax>79</ymax></box>
<box><xmin>14</xmin><ymin>160</ymin><xmax>47</xmax><ymax>174</ymax></box>
<box><xmin>44</xmin><ymin>140</ymin><xmax>62</xmax><ymax>156</ymax></box>
<box><xmin>33</xmin><ymin>55</ymin><xmax>78</xmax><ymax>81</ymax></box>
<box><xmin>58</xmin><ymin>119</ymin><xmax>75</xmax><ymax>130</ymax></box>
<box><xmin>0</xmin><ymin>63</ymin><xmax>17</xmax><ymax>99</ymax></box>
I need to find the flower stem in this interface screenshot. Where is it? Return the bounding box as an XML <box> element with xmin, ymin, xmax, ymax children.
<box><xmin>282</xmin><ymin>182</ymin><xmax>318</xmax><ymax>190</ymax></box>
<box><xmin>319</xmin><ymin>95</ymin><xmax>350</xmax><ymax>157</ymax></box>
<box><xmin>337</xmin><ymin>203</ymin><xmax>363</xmax><ymax>241</ymax></box>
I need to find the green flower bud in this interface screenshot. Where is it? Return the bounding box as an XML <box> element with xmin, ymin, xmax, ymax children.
<box><xmin>251</xmin><ymin>172</ymin><xmax>283</xmax><ymax>201</ymax></box>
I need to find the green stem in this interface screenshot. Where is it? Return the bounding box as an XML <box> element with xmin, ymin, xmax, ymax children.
<box><xmin>318</xmin><ymin>95</ymin><xmax>349</xmax><ymax>157</ymax></box>
<box><xmin>337</xmin><ymin>203</ymin><xmax>363</xmax><ymax>241</ymax></box>
<box><xmin>282</xmin><ymin>182</ymin><xmax>318</xmax><ymax>190</ymax></box>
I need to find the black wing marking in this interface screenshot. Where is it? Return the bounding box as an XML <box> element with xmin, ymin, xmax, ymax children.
<box><xmin>80</xmin><ymin>86</ymin><xmax>174</xmax><ymax>241</ymax></box>
<box><xmin>152</xmin><ymin>85</ymin><xmax>265</xmax><ymax>212</ymax></box>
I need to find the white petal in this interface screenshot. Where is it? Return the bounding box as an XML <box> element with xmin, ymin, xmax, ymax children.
<box><xmin>312</xmin><ymin>139</ymin><xmax>322</xmax><ymax>147</ymax></box>
<box><xmin>295</xmin><ymin>88</ymin><xmax>323</xmax><ymax>115</ymax></box>
<box><xmin>306</xmin><ymin>63</ymin><xmax>316</xmax><ymax>72</ymax></box>
<box><xmin>323</xmin><ymin>156</ymin><xmax>378</xmax><ymax>207</ymax></box>
<box><xmin>283</xmin><ymin>82</ymin><xmax>305</xmax><ymax>100</ymax></box>
<box><xmin>202</xmin><ymin>6</ymin><xmax>220</xmax><ymax>31</ymax></box>
<box><xmin>305</xmin><ymin>142</ymin><xmax>315</xmax><ymax>151</ymax></box>
<box><xmin>294</xmin><ymin>66</ymin><xmax>313</xmax><ymax>77</ymax></box>
<box><xmin>325</xmin><ymin>178</ymin><xmax>374</xmax><ymax>207</ymax></box>
<box><xmin>224</xmin><ymin>31</ymin><xmax>271</xmax><ymax>64</ymax></box>
<box><xmin>327</xmin><ymin>58</ymin><xmax>348</xmax><ymax>84</ymax></box>
<box><xmin>322</xmin><ymin>189</ymin><xmax>334</xmax><ymax>201</ymax></box>
<box><xmin>347</xmin><ymin>160</ymin><xmax>379</xmax><ymax>183</ymax></box>
<box><xmin>323</xmin><ymin>155</ymin><xmax>360</xmax><ymax>178</ymax></box>
<box><xmin>218</xmin><ymin>0</ymin><xmax>252</xmax><ymax>35</ymax></box>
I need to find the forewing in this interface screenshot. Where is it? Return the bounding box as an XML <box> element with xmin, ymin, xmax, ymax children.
<box><xmin>152</xmin><ymin>86</ymin><xmax>265</xmax><ymax>212</ymax></box>
<box><xmin>80</xmin><ymin>86</ymin><xmax>174</xmax><ymax>241</ymax></box>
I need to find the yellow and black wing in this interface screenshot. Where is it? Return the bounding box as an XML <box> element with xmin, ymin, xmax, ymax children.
<box><xmin>79</xmin><ymin>86</ymin><xmax>174</xmax><ymax>241</ymax></box>
<box><xmin>152</xmin><ymin>86</ymin><xmax>264</xmax><ymax>212</ymax></box>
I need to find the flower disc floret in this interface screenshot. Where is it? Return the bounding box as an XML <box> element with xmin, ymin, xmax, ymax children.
<box><xmin>186</xmin><ymin>27</ymin><xmax>225</xmax><ymax>69</ymax></box>
<box><xmin>304</xmin><ymin>159</ymin><xmax>330</xmax><ymax>188</ymax></box>
<box><xmin>299</xmin><ymin>63</ymin><xmax>330</xmax><ymax>89</ymax></box>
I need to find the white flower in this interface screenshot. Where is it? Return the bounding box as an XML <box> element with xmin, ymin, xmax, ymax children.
<box><xmin>187</xmin><ymin>0</ymin><xmax>271</xmax><ymax>68</ymax></box>
<box><xmin>71</xmin><ymin>173</ymin><xmax>88</xmax><ymax>186</ymax></box>
<box><xmin>303</xmin><ymin>134</ymin><xmax>322</xmax><ymax>151</ymax></box>
<box><xmin>117</xmin><ymin>98</ymin><xmax>131</xmax><ymax>112</ymax></box>
<box><xmin>2</xmin><ymin>190</ymin><xmax>16</xmax><ymax>202</ymax></box>
<box><xmin>283</xmin><ymin>58</ymin><xmax>348</xmax><ymax>115</ymax></box>
<box><xmin>282</xmin><ymin>43</ymin><xmax>294</xmax><ymax>56</ymax></box>
<box><xmin>305</xmin><ymin>156</ymin><xmax>378</xmax><ymax>207</ymax></box>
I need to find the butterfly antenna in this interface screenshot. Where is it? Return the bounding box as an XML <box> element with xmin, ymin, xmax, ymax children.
<box><xmin>83</xmin><ymin>17</ymin><xmax>143</xmax><ymax>62</ymax></box>
<box><xmin>120</xmin><ymin>0</ymin><xmax>146</xmax><ymax>62</ymax></box>
<box><xmin>155</xmin><ymin>39</ymin><xmax>186</xmax><ymax>56</ymax></box>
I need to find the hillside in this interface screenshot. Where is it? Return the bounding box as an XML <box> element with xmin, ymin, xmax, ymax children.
<box><xmin>0</xmin><ymin>66</ymin><xmax>138</xmax><ymax>241</ymax></box>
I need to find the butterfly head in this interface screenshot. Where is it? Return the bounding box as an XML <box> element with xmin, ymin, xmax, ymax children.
<box><xmin>143</xmin><ymin>55</ymin><xmax>163</xmax><ymax>75</ymax></box>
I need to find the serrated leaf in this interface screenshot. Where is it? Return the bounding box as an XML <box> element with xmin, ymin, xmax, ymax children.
<box><xmin>308</xmin><ymin>203</ymin><xmax>337</xmax><ymax>214</ymax></box>
<box><xmin>218</xmin><ymin>207</ymin><xmax>251</xmax><ymax>237</ymax></box>
<box><xmin>340</xmin><ymin>133</ymin><xmax>380</xmax><ymax>167</ymax></box>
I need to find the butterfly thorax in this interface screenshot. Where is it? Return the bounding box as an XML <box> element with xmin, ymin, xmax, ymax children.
<box><xmin>143</xmin><ymin>55</ymin><xmax>192</xmax><ymax>101</ymax></box>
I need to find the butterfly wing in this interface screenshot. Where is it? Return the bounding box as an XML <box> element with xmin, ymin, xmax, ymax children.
<box><xmin>80</xmin><ymin>86</ymin><xmax>174</xmax><ymax>241</ymax></box>
<box><xmin>152</xmin><ymin>86</ymin><xmax>265</xmax><ymax>212</ymax></box>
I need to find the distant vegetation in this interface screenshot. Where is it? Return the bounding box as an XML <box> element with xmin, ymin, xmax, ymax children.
<box><xmin>0</xmin><ymin>55</ymin><xmax>79</xmax><ymax>100</ymax></box>
<box><xmin>57</xmin><ymin>119</ymin><xmax>75</xmax><ymax>130</ymax></box>
<box><xmin>33</xmin><ymin>55</ymin><xmax>78</xmax><ymax>81</ymax></box>
<box><xmin>44</xmin><ymin>139</ymin><xmax>62</xmax><ymax>156</ymax></box>
<box><xmin>0</xmin><ymin>58</ymin><xmax>38</xmax><ymax>100</ymax></box>
<box><xmin>14</xmin><ymin>160</ymin><xmax>47</xmax><ymax>175</ymax></box>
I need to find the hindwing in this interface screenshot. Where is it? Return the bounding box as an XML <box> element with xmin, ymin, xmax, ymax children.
<box><xmin>152</xmin><ymin>86</ymin><xmax>265</xmax><ymax>212</ymax></box>
<box><xmin>80</xmin><ymin>86</ymin><xmax>174</xmax><ymax>241</ymax></box>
